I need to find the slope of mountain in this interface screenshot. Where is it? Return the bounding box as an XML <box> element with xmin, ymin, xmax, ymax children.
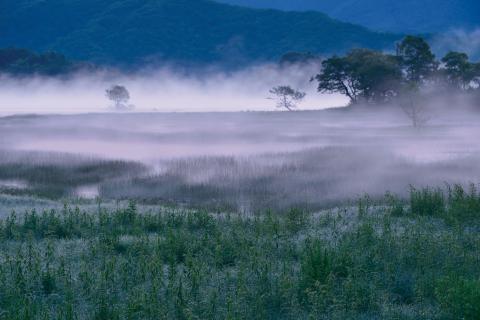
<box><xmin>214</xmin><ymin>0</ymin><xmax>480</xmax><ymax>33</ymax></box>
<box><xmin>0</xmin><ymin>0</ymin><xmax>399</xmax><ymax>66</ymax></box>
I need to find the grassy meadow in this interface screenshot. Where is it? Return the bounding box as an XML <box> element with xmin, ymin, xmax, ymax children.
<box><xmin>0</xmin><ymin>186</ymin><xmax>479</xmax><ymax>319</ymax></box>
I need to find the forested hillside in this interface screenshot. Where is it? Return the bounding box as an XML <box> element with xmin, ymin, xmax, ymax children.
<box><xmin>215</xmin><ymin>0</ymin><xmax>480</xmax><ymax>33</ymax></box>
<box><xmin>0</xmin><ymin>0</ymin><xmax>399</xmax><ymax>66</ymax></box>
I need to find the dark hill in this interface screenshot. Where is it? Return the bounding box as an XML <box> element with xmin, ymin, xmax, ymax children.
<box><xmin>0</xmin><ymin>0</ymin><xmax>399</xmax><ymax>66</ymax></box>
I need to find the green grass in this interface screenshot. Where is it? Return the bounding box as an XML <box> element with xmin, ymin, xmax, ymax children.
<box><xmin>0</xmin><ymin>185</ymin><xmax>479</xmax><ymax>319</ymax></box>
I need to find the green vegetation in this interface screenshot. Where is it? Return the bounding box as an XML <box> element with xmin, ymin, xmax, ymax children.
<box><xmin>313</xmin><ymin>36</ymin><xmax>480</xmax><ymax>105</ymax></box>
<box><xmin>0</xmin><ymin>0</ymin><xmax>399</xmax><ymax>65</ymax></box>
<box><xmin>0</xmin><ymin>48</ymin><xmax>86</xmax><ymax>76</ymax></box>
<box><xmin>0</xmin><ymin>183</ymin><xmax>479</xmax><ymax>319</ymax></box>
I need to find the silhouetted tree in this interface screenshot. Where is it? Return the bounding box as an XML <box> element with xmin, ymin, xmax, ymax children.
<box><xmin>313</xmin><ymin>49</ymin><xmax>402</xmax><ymax>104</ymax></box>
<box><xmin>269</xmin><ymin>86</ymin><xmax>306</xmax><ymax>111</ymax></box>
<box><xmin>347</xmin><ymin>49</ymin><xmax>402</xmax><ymax>103</ymax></box>
<box><xmin>313</xmin><ymin>55</ymin><xmax>359</xmax><ymax>103</ymax></box>
<box><xmin>441</xmin><ymin>52</ymin><xmax>477</xmax><ymax>91</ymax></box>
<box><xmin>106</xmin><ymin>85</ymin><xmax>132</xmax><ymax>110</ymax></box>
<box><xmin>397</xmin><ymin>36</ymin><xmax>438</xmax><ymax>84</ymax></box>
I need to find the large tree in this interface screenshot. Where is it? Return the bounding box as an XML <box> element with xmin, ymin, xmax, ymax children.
<box><xmin>313</xmin><ymin>55</ymin><xmax>360</xmax><ymax>103</ymax></box>
<box><xmin>441</xmin><ymin>52</ymin><xmax>478</xmax><ymax>91</ymax></box>
<box><xmin>313</xmin><ymin>49</ymin><xmax>402</xmax><ymax>104</ymax></box>
<box><xmin>396</xmin><ymin>36</ymin><xmax>438</xmax><ymax>84</ymax></box>
<box><xmin>348</xmin><ymin>49</ymin><xmax>402</xmax><ymax>103</ymax></box>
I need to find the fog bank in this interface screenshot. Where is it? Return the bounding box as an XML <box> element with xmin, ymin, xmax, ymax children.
<box><xmin>0</xmin><ymin>63</ymin><xmax>346</xmax><ymax>115</ymax></box>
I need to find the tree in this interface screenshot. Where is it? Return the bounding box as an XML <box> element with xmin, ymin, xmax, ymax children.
<box><xmin>106</xmin><ymin>85</ymin><xmax>132</xmax><ymax>110</ymax></box>
<box><xmin>475</xmin><ymin>63</ymin><xmax>480</xmax><ymax>89</ymax></box>
<box><xmin>397</xmin><ymin>36</ymin><xmax>438</xmax><ymax>84</ymax></box>
<box><xmin>313</xmin><ymin>49</ymin><xmax>402</xmax><ymax>104</ymax></box>
<box><xmin>268</xmin><ymin>86</ymin><xmax>306</xmax><ymax>111</ymax></box>
<box><xmin>313</xmin><ymin>55</ymin><xmax>360</xmax><ymax>103</ymax></box>
<box><xmin>398</xmin><ymin>85</ymin><xmax>429</xmax><ymax>128</ymax></box>
<box><xmin>347</xmin><ymin>49</ymin><xmax>402</xmax><ymax>103</ymax></box>
<box><xmin>441</xmin><ymin>52</ymin><xmax>477</xmax><ymax>91</ymax></box>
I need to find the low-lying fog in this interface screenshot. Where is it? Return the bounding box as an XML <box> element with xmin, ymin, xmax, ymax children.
<box><xmin>1</xmin><ymin>63</ymin><xmax>480</xmax><ymax>211</ymax></box>
<box><xmin>1</xmin><ymin>105</ymin><xmax>480</xmax><ymax>211</ymax></box>
<box><xmin>0</xmin><ymin>63</ymin><xmax>346</xmax><ymax>114</ymax></box>
<box><xmin>2</xmin><ymin>110</ymin><xmax>480</xmax><ymax>162</ymax></box>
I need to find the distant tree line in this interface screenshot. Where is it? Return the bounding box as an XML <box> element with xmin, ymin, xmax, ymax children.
<box><xmin>0</xmin><ymin>48</ymin><xmax>89</xmax><ymax>76</ymax></box>
<box><xmin>312</xmin><ymin>36</ymin><xmax>480</xmax><ymax>105</ymax></box>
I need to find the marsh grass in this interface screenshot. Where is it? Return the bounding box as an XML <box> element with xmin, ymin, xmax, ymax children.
<box><xmin>0</xmin><ymin>187</ymin><xmax>478</xmax><ymax>319</ymax></box>
<box><xmin>0</xmin><ymin>151</ymin><xmax>146</xmax><ymax>199</ymax></box>
<box><xmin>408</xmin><ymin>184</ymin><xmax>480</xmax><ymax>223</ymax></box>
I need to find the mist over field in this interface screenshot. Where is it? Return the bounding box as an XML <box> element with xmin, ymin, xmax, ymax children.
<box><xmin>0</xmin><ymin>63</ymin><xmax>345</xmax><ymax>115</ymax></box>
<box><xmin>1</xmin><ymin>99</ymin><xmax>480</xmax><ymax>211</ymax></box>
<box><xmin>2</xmin><ymin>0</ymin><xmax>480</xmax><ymax>318</ymax></box>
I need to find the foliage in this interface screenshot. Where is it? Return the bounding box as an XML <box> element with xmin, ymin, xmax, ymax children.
<box><xmin>0</xmin><ymin>192</ymin><xmax>478</xmax><ymax>319</ymax></box>
<box><xmin>0</xmin><ymin>48</ymin><xmax>80</xmax><ymax>76</ymax></box>
<box><xmin>314</xmin><ymin>35</ymin><xmax>479</xmax><ymax>107</ymax></box>
<box><xmin>396</xmin><ymin>36</ymin><xmax>438</xmax><ymax>84</ymax></box>
<box><xmin>106</xmin><ymin>85</ymin><xmax>133</xmax><ymax>110</ymax></box>
<box><xmin>441</xmin><ymin>51</ymin><xmax>480</xmax><ymax>90</ymax></box>
<box><xmin>314</xmin><ymin>48</ymin><xmax>402</xmax><ymax>104</ymax></box>
<box><xmin>269</xmin><ymin>86</ymin><xmax>306</xmax><ymax>111</ymax></box>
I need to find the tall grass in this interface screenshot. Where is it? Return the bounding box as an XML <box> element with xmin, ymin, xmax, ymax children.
<box><xmin>408</xmin><ymin>183</ymin><xmax>480</xmax><ymax>223</ymax></box>
<box><xmin>0</xmin><ymin>193</ymin><xmax>478</xmax><ymax>319</ymax></box>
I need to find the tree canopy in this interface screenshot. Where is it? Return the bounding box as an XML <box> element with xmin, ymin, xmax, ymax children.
<box><xmin>441</xmin><ymin>52</ymin><xmax>479</xmax><ymax>90</ymax></box>
<box><xmin>314</xmin><ymin>49</ymin><xmax>402</xmax><ymax>104</ymax></box>
<box><xmin>313</xmin><ymin>36</ymin><xmax>480</xmax><ymax>105</ymax></box>
<box><xmin>0</xmin><ymin>48</ymin><xmax>79</xmax><ymax>76</ymax></box>
<box><xmin>397</xmin><ymin>36</ymin><xmax>438</xmax><ymax>84</ymax></box>
<box><xmin>106</xmin><ymin>85</ymin><xmax>132</xmax><ymax>111</ymax></box>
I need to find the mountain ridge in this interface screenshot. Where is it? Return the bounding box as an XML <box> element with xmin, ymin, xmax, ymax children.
<box><xmin>214</xmin><ymin>0</ymin><xmax>480</xmax><ymax>33</ymax></box>
<box><xmin>0</xmin><ymin>0</ymin><xmax>400</xmax><ymax>66</ymax></box>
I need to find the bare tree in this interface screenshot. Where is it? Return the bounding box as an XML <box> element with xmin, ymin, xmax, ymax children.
<box><xmin>269</xmin><ymin>86</ymin><xmax>306</xmax><ymax>111</ymax></box>
<box><xmin>400</xmin><ymin>95</ymin><xmax>429</xmax><ymax>128</ymax></box>
<box><xmin>106</xmin><ymin>85</ymin><xmax>133</xmax><ymax>110</ymax></box>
